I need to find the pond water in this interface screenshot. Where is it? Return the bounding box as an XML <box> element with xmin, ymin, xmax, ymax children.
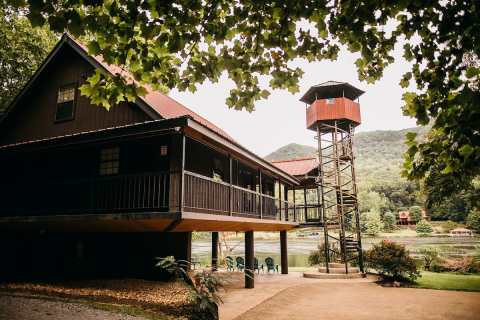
<box><xmin>192</xmin><ymin>235</ymin><xmax>480</xmax><ymax>268</ymax></box>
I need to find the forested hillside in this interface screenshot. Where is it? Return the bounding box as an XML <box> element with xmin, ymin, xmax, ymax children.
<box><xmin>265</xmin><ymin>127</ymin><xmax>428</xmax><ymax>212</ymax></box>
<box><xmin>265</xmin><ymin>126</ymin><xmax>428</xmax><ymax>187</ymax></box>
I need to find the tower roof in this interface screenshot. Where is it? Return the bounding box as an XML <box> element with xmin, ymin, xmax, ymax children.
<box><xmin>300</xmin><ymin>81</ymin><xmax>364</xmax><ymax>104</ymax></box>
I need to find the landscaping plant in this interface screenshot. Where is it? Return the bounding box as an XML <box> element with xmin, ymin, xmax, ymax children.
<box><xmin>418</xmin><ymin>247</ymin><xmax>439</xmax><ymax>271</ymax></box>
<box><xmin>416</xmin><ymin>220</ymin><xmax>434</xmax><ymax>236</ymax></box>
<box><xmin>155</xmin><ymin>256</ymin><xmax>224</xmax><ymax>320</ymax></box>
<box><xmin>364</xmin><ymin>240</ymin><xmax>420</xmax><ymax>282</ymax></box>
<box><xmin>466</xmin><ymin>208</ymin><xmax>480</xmax><ymax>233</ymax></box>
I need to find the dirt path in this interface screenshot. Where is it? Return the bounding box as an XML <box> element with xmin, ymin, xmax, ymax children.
<box><xmin>231</xmin><ymin>281</ymin><xmax>480</xmax><ymax>320</ymax></box>
<box><xmin>0</xmin><ymin>295</ymin><xmax>148</xmax><ymax>320</ymax></box>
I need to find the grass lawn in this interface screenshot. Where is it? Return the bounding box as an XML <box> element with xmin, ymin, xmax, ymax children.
<box><xmin>414</xmin><ymin>272</ymin><xmax>480</xmax><ymax>292</ymax></box>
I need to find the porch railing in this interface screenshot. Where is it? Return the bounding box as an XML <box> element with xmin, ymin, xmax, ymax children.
<box><xmin>183</xmin><ymin>170</ymin><xmax>298</xmax><ymax>222</ymax></box>
<box><xmin>2</xmin><ymin>169</ymin><xmax>300</xmax><ymax>223</ymax></box>
<box><xmin>1</xmin><ymin>171</ymin><xmax>176</xmax><ymax>216</ymax></box>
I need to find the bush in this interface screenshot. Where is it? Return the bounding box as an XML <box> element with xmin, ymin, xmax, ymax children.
<box><xmin>382</xmin><ymin>212</ymin><xmax>397</xmax><ymax>232</ymax></box>
<box><xmin>431</xmin><ymin>257</ymin><xmax>480</xmax><ymax>274</ymax></box>
<box><xmin>416</xmin><ymin>220</ymin><xmax>433</xmax><ymax>235</ymax></box>
<box><xmin>466</xmin><ymin>209</ymin><xmax>480</xmax><ymax>232</ymax></box>
<box><xmin>308</xmin><ymin>242</ymin><xmax>340</xmax><ymax>266</ymax></box>
<box><xmin>364</xmin><ymin>211</ymin><xmax>384</xmax><ymax>236</ymax></box>
<box><xmin>364</xmin><ymin>240</ymin><xmax>420</xmax><ymax>282</ymax></box>
<box><xmin>440</xmin><ymin>220</ymin><xmax>459</xmax><ymax>233</ymax></box>
<box><xmin>409</xmin><ymin>206</ymin><xmax>423</xmax><ymax>222</ymax></box>
<box><xmin>418</xmin><ymin>247</ymin><xmax>438</xmax><ymax>271</ymax></box>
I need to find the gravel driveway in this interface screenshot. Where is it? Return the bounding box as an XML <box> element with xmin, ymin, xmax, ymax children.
<box><xmin>0</xmin><ymin>295</ymin><xmax>148</xmax><ymax>320</ymax></box>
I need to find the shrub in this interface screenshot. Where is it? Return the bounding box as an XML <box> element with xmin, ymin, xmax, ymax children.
<box><xmin>440</xmin><ymin>220</ymin><xmax>459</xmax><ymax>233</ymax></box>
<box><xmin>416</xmin><ymin>220</ymin><xmax>433</xmax><ymax>235</ymax></box>
<box><xmin>409</xmin><ymin>206</ymin><xmax>423</xmax><ymax>222</ymax></box>
<box><xmin>364</xmin><ymin>240</ymin><xmax>420</xmax><ymax>282</ymax></box>
<box><xmin>418</xmin><ymin>247</ymin><xmax>438</xmax><ymax>271</ymax></box>
<box><xmin>365</xmin><ymin>211</ymin><xmax>384</xmax><ymax>236</ymax></box>
<box><xmin>308</xmin><ymin>242</ymin><xmax>339</xmax><ymax>266</ymax></box>
<box><xmin>431</xmin><ymin>257</ymin><xmax>480</xmax><ymax>274</ymax></box>
<box><xmin>466</xmin><ymin>209</ymin><xmax>480</xmax><ymax>232</ymax></box>
<box><xmin>382</xmin><ymin>212</ymin><xmax>397</xmax><ymax>232</ymax></box>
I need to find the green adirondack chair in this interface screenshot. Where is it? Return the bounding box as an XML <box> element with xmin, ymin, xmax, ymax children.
<box><xmin>236</xmin><ymin>256</ymin><xmax>245</xmax><ymax>271</ymax></box>
<box><xmin>265</xmin><ymin>257</ymin><xmax>279</xmax><ymax>273</ymax></box>
<box><xmin>225</xmin><ymin>256</ymin><xmax>235</xmax><ymax>271</ymax></box>
<box><xmin>254</xmin><ymin>257</ymin><xmax>264</xmax><ymax>274</ymax></box>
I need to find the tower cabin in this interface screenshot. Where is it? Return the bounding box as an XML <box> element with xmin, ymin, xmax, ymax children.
<box><xmin>0</xmin><ymin>34</ymin><xmax>301</xmax><ymax>287</ymax></box>
<box><xmin>273</xmin><ymin>81</ymin><xmax>366</xmax><ymax>277</ymax></box>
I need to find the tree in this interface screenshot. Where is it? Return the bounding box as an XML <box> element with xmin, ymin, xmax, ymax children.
<box><xmin>364</xmin><ymin>211</ymin><xmax>384</xmax><ymax>236</ymax></box>
<box><xmin>418</xmin><ymin>247</ymin><xmax>438</xmax><ymax>271</ymax></box>
<box><xmin>466</xmin><ymin>209</ymin><xmax>480</xmax><ymax>233</ymax></box>
<box><xmin>6</xmin><ymin>1</ymin><xmax>479</xmax><ymax>199</ymax></box>
<box><xmin>409</xmin><ymin>206</ymin><xmax>422</xmax><ymax>223</ymax></box>
<box><xmin>0</xmin><ymin>7</ymin><xmax>57</xmax><ymax>112</ymax></box>
<box><xmin>358</xmin><ymin>190</ymin><xmax>390</xmax><ymax>215</ymax></box>
<box><xmin>382</xmin><ymin>212</ymin><xmax>396</xmax><ymax>232</ymax></box>
<box><xmin>416</xmin><ymin>220</ymin><xmax>433</xmax><ymax>236</ymax></box>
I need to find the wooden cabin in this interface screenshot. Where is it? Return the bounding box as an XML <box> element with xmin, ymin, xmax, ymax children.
<box><xmin>0</xmin><ymin>34</ymin><xmax>303</xmax><ymax>286</ymax></box>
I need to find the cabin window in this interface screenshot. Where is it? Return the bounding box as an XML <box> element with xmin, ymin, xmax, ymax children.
<box><xmin>326</xmin><ymin>98</ymin><xmax>334</xmax><ymax>104</ymax></box>
<box><xmin>99</xmin><ymin>147</ymin><xmax>120</xmax><ymax>175</ymax></box>
<box><xmin>55</xmin><ymin>85</ymin><xmax>76</xmax><ymax>121</ymax></box>
<box><xmin>160</xmin><ymin>145</ymin><xmax>168</xmax><ymax>156</ymax></box>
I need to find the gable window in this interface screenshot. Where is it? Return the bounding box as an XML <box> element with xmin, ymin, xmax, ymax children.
<box><xmin>99</xmin><ymin>147</ymin><xmax>120</xmax><ymax>175</ymax></box>
<box><xmin>55</xmin><ymin>85</ymin><xmax>76</xmax><ymax>121</ymax></box>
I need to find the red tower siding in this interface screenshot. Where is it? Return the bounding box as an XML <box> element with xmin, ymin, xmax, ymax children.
<box><xmin>306</xmin><ymin>97</ymin><xmax>361</xmax><ymax>130</ymax></box>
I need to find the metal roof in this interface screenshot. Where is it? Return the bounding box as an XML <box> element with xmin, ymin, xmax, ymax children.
<box><xmin>271</xmin><ymin>157</ymin><xmax>319</xmax><ymax>176</ymax></box>
<box><xmin>300</xmin><ymin>81</ymin><xmax>365</xmax><ymax>104</ymax></box>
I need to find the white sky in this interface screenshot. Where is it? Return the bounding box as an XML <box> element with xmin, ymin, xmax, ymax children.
<box><xmin>171</xmin><ymin>45</ymin><xmax>418</xmax><ymax>157</ymax></box>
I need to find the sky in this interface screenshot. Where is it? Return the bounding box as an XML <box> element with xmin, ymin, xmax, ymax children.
<box><xmin>170</xmin><ymin>45</ymin><xmax>418</xmax><ymax>157</ymax></box>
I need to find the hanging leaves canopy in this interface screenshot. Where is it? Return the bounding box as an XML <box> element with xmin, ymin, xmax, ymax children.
<box><xmin>3</xmin><ymin>0</ymin><xmax>480</xmax><ymax>204</ymax></box>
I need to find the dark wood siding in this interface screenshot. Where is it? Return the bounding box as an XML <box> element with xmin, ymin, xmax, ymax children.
<box><xmin>0</xmin><ymin>45</ymin><xmax>151</xmax><ymax>146</ymax></box>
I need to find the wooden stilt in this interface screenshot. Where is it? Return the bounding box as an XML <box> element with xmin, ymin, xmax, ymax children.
<box><xmin>245</xmin><ymin>231</ymin><xmax>254</xmax><ymax>288</ymax></box>
<box><xmin>212</xmin><ymin>231</ymin><xmax>219</xmax><ymax>271</ymax></box>
<box><xmin>280</xmin><ymin>230</ymin><xmax>288</xmax><ymax>274</ymax></box>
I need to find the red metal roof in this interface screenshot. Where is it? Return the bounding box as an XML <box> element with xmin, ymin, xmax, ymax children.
<box><xmin>68</xmin><ymin>35</ymin><xmax>234</xmax><ymax>142</ymax></box>
<box><xmin>271</xmin><ymin>157</ymin><xmax>318</xmax><ymax>176</ymax></box>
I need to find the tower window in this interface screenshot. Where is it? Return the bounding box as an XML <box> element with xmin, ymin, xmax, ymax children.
<box><xmin>326</xmin><ymin>98</ymin><xmax>334</xmax><ymax>104</ymax></box>
<box><xmin>55</xmin><ymin>85</ymin><xmax>76</xmax><ymax>121</ymax></box>
<box><xmin>99</xmin><ymin>147</ymin><xmax>120</xmax><ymax>175</ymax></box>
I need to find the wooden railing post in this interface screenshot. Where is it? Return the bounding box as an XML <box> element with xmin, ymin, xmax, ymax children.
<box><xmin>259</xmin><ymin>171</ymin><xmax>263</xmax><ymax>219</ymax></box>
<box><xmin>293</xmin><ymin>188</ymin><xmax>296</xmax><ymax>222</ymax></box>
<box><xmin>179</xmin><ymin>134</ymin><xmax>186</xmax><ymax>213</ymax></box>
<box><xmin>229</xmin><ymin>156</ymin><xmax>233</xmax><ymax>216</ymax></box>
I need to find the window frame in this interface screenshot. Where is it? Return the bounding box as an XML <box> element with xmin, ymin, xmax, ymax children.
<box><xmin>99</xmin><ymin>146</ymin><xmax>120</xmax><ymax>176</ymax></box>
<box><xmin>54</xmin><ymin>83</ymin><xmax>77</xmax><ymax>123</ymax></box>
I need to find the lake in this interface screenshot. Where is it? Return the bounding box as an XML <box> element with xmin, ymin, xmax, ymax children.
<box><xmin>192</xmin><ymin>235</ymin><xmax>480</xmax><ymax>268</ymax></box>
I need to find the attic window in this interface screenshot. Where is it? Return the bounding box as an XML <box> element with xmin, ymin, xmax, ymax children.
<box><xmin>55</xmin><ymin>85</ymin><xmax>76</xmax><ymax>121</ymax></box>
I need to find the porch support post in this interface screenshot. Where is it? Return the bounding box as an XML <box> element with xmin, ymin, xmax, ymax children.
<box><xmin>280</xmin><ymin>230</ymin><xmax>288</xmax><ymax>274</ymax></box>
<box><xmin>303</xmin><ymin>187</ymin><xmax>308</xmax><ymax>221</ymax></box>
<box><xmin>211</xmin><ymin>232</ymin><xmax>219</xmax><ymax>272</ymax></box>
<box><xmin>229</xmin><ymin>156</ymin><xmax>233</xmax><ymax>216</ymax></box>
<box><xmin>245</xmin><ymin>231</ymin><xmax>254</xmax><ymax>289</ymax></box>
<box><xmin>259</xmin><ymin>171</ymin><xmax>263</xmax><ymax>219</ymax></box>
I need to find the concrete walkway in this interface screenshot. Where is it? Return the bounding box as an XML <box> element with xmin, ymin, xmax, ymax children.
<box><xmin>219</xmin><ymin>272</ymin><xmax>480</xmax><ymax>320</ymax></box>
